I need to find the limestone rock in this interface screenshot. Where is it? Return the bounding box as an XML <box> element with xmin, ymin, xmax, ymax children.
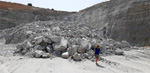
<box><xmin>83</xmin><ymin>53</ymin><xmax>89</xmax><ymax>59</ymax></box>
<box><xmin>33</xmin><ymin>36</ymin><xmax>43</xmax><ymax>45</ymax></box>
<box><xmin>16</xmin><ymin>41</ymin><xmax>33</xmax><ymax>50</ymax></box>
<box><xmin>114</xmin><ymin>49</ymin><xmax>124</xmax><ymax>55</ymax></box>
<box><xmin>62</xmin><ymin>52</ymin><xmax>69</xmax><ymax>59</ymax></box>
<box><xmin>77</xmin><ymin>40</ymin><xmax>89</xmax><ymax>53</ymax></box>
<box><xmin>34</xmin><ymin>50</ymin><xmax>44</xmax><ymax>58</ymax></box>
<box><xmin>42</xmin><ymin>53</ymin><xmax>50</xmax><ymax>58</ymax></box>
<box><xmin>53</xmin><ymin>38</ymin><xmax>68</xmax><ymax>52</ymax></box>
<box><xmin>73</xmin><ymin>53</ymin><xmax>81</xmax><ymax>61</ymax></box>
<box><xmin>67</xmin><ymin>45</ymin><xmax>78</xmax><ymax>56</ymax></box>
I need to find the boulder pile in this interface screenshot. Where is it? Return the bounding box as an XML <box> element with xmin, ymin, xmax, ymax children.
<box><xmin>16</xmin><ymin>34</ymin><xmax>131</xmax><ymax>61</ymax></box>
<box><xmin>1</xmin><ymin>21</ymin><xmax>131</xmax><ymax>61</ymax></box>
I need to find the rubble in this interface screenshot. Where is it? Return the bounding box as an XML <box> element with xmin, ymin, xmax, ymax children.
<box><xmin>5</xmin><ymin>21</ymin><xmax>130</xmax><ymax>60</ymax></box>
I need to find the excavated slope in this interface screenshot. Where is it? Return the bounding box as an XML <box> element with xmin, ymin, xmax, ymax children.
<box><xmin>74</xmin><ymin>0</ymin><xmax>150</xmax><ymax>46</ymax></box>
<box><xmin>0</xmin><ymin>0</ymin><xmax>150</xmax><ymax>46</ymax></box>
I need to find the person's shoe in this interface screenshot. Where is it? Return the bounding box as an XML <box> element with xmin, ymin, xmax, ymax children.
<box><xmin>96</xmin><ymin>63</ymin><xmax>98</xmax><ymax>65</ymax></box>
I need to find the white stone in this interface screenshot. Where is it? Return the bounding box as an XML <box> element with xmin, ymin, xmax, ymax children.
<box><xmin>42</xmin><ymin>53</ymin><xmax>50</xmax><ymax>58</ymax></box>
<box><xmin>77</xmin><ymin>40</ymin><xmax>89</xmax><ymax>53</ymax></box>
<box><xmin>83</xmin><ymin>53</ymin><xmax>89</xmax><ymax>58</ymax></box>
<box><xmin>23</xmin><ymin>41</ymin><xmax>33</xmax><ymax>49</ymax></box>
<box><xmin>67</xmin><ymin>45</ymin><xmax>78</xmax><ymax>56</ymax></box>
<box><xmin>53</xmin><ymin>38</ymin><xmax>68</xmax><ymax>52</ymax></box>
<box><xmin>73</xmin><ymin>53</ymin><xmax>81</xmax><ymax>61</ymax></box>
<box><xmin>34</xmin><ymin>50</ymin><xmax>44</xmax><ymax>58</ymax></box>
<box><xmin>62</xmin><ymin>52</ymin><xmax>69</xmax><ymax>59</ymax></box>
<box><xmin>114</xmin><ymin>49</ymin><xmax>124</xmax><ymax>55</ymax></box>
<box><xmin>33</xmin><ymin>36</ymin><xmax>43</xmax><ymax>45</ymax></box>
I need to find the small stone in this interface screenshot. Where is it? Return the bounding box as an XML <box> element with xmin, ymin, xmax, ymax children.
<box><xmin>42</xmin><ymin>53</ymin><xmax>50</xmax><ymax>58</ymax></box>
<box><xmin>114</xmin><ymin>49</ymin><xmax>124</xmax><ymax>55</ymax></box>
<box><xmin>62</xmin><ymin>52</ymin><xmax>69</xmax><ymax>59</ymax></box>
<box><xmin>34</xmin><ymin>50</ymin><xmax>44</xmax><ymax>58</ymax></box>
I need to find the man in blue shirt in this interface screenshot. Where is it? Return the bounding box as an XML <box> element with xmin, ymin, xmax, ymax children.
<box><xmin>94</xmin><ymin>45</ymin><xmax>101</xmax><ymax>64</ymax></box>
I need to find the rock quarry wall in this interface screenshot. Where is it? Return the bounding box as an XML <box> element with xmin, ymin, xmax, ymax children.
<box><xmin>0</xmin><ymin>1</ymin><xmax>75</xmax><ymax>30</ymax></box>
<box><xmin>73</xmin><ymin>0</ymin><xmax>150</xmax><ymax>46</ymax></box>
<box><xmin>0</xmin><ymin>0</ymin><xmax>150</xmax><ymax>46</ymax></box>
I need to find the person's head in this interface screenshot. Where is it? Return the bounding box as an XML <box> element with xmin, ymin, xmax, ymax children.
<box><xmin>97</xmin><ymin>45</ymin><xmax>100</xmax><ymax>48</ymax></box>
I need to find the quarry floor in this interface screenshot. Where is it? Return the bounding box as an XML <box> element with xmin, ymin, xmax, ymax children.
<box><xmin>0</xmin><ymin>39</ymin><xmax>150</xmax><ymax>73</ymax></box>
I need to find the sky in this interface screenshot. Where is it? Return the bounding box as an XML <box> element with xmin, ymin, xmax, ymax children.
<box><xmin>0</xmin><ymin>0</ymin><xmax>109</xmax><ymax>12</ymax></box>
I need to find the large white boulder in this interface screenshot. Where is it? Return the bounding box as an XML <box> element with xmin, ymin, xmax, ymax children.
<box><xmin>53</xmin><ymin>38</ymin><xmax>68</xmax><ymax>52</ymax></box>
<box><xmin>77</xmin><ymin>40</ymin><xmax>90</xmax><ymax>53</ymax></box>
<box><xmin>73</xmin><ymin>53</ymin><xmax>81</xmax><ymax>61</ymax></box>
<box><xmin>62</xmin><ymin>52</ymin><xmax>69</xmax><ymax>59</ymax></box>
<box><xmin>67</xmin><ymin>45</ymin><xmax>78</xmax><ymax>56</ymax></box>
<box><xmin>33</xmin><ymin>36</ymin><xmax>43</xmax><ymax>45</ymax></box>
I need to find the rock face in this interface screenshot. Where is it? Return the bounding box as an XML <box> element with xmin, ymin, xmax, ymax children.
<box><xmin>1</xmin><ymin>0</ymin><xmax>150</xmax><ymax>46</ymax></box>
<box><xmin>73</xmin><ymin>0</ymin><xmax>150</xmax><ymax>46</ymax></box>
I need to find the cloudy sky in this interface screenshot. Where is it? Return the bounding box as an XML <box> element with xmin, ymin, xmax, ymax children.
<box><xmin>0</xmin><ymin>0</ymin><xmax>109</xmax><ymax>11</ymax></box>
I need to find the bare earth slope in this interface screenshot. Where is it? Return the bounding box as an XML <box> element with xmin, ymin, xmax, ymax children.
<box><xmin>0</xmin><ymin>1</ymin><xmax>75</xmax><ymax>30</ymax></box>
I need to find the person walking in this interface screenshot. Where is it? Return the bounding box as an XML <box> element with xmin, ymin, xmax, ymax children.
<box><xmin>94</xmin><ymin>45</ymin><xmax>101</xmax><ymax>64</ymax></box>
